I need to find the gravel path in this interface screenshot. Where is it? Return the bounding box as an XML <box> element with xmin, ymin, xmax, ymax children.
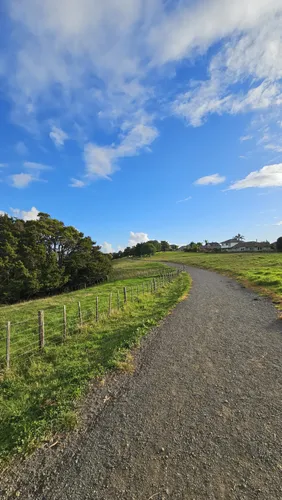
<box><xmin>2</xmin><ymin>265</ymin><xmax>282</xmax><ymax>499</ymax></box>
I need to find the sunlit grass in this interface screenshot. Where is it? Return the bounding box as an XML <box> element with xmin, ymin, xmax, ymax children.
<box><xmin>151</xmin><ymin>252</ymin><xmax>282</xmax><ymax>307</ymax></box>
<box><xmin>0</xmin><ymin>272</ymin><xmax>190</xmax><ymax>463</ymax></box>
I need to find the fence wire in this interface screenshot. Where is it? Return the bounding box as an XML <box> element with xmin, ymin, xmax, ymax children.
<box><xmin>0</xmin><ymin>270</ymin><xmax>181</xmax><ymax>371</ymax></box>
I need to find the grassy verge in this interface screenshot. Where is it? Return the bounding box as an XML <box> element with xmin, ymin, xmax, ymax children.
<box><xmin>111</xmin><ymin>258</ymin><xmax>168</xmax><ymax>280</ymax></box>
<box><xmin>151</xmin><ymin>252</ymin><xmax>282</xmax><ymax>308</ymax></box>
<box><xmin>0</xmin><ymin>263</ymin><xmax>169</xmax><ymax>370</ymax></box>
<box><xmin>0</xmin><ymin>272</ymin><xmax>190</xmax><ymax>464</ymax></box>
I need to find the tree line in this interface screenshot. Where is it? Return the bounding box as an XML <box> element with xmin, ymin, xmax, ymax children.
<box><xmin>112</xmin><ymin>240</ymin><xmax>178</xmax><ymax>259</ymax></box>
<box><xmin>0</xmin><ymin>213</ymin><xmax>112</xmax><ymax>303</ymax></box>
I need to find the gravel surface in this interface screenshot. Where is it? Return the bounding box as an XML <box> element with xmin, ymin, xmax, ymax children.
<box><xmin>2</xmin><ymin>265</ymin><xmax>282</xmax><ymax>499</ymax></box>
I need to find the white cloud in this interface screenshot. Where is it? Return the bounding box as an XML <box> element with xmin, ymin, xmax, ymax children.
<box><xmin>10</xmin><ymin>173</ymin><xmax>38</xmax><ymax>188</ymax></box>
<box><xmin>0</xmin><ymin>163</ymin><xmax>8</xmax><ymax>168</ymax></box>
<box><xmin>101</xmin><ymin>242</ymin><xmax>114</xmax><ymax>254</ymax></box>
<box><xmin>49</xmin><ymin>126</ymin><xmax>68</xmax><ymax>148</ymax></box>
<box><xmin>171</xmin><ymin>9</ymin><xmax>282</xmax><ymax>148</ymax></box>
<box><xmin>85</xmin><ymin>122</ymin><xmax>158</xmax><ymax>179</ymax></box>
<box><xmin>69</xmin><ymin>178</ymin><xmax>86</xmax><ymax>188</ymax></box>
<box><xmin>128</xmin><ymin>231</ymin><xmax>149</xmax><ymax>247</ymax></box>
<box><xmin>24</xmin><ymin>161</ymin><xmax>52</xmax><ymax>170</ymax></box>
<box><xmin>0</xmin><ymin>210</ymin><xmax>6</xmax><ymax>216</ymax></box>
<box><xmin>176</xmin><ymin>196</ymin><xmax>192</xmax><ymax>203</ymax></box>
<box><xmin>194</xmin><ymin>173</ymin><xmax>226</xmax><ymax>186</ymax></box>
<box><xmin>229</xmin><ymin>163</ymin><xmax>282</xmax><ymax>190</ymax></box>
<box><xmin>149</xmin><ymin>0</ymin><xmax>282</xmax><ymax>65</ymax></box>
<box><xmin>274</xmin><ymin>221</ymin><xmax>282</xmax><ymax>226</ymax></box>
<box><xmin>2</xmin><ymin>0</ymin><xmax>282</xmax><ymax>183</ymax></box>
<box><xmin>10</xmin><ymin>206</ymin><xmax>39</xmax><ymax>221</ymax></box>
<box><xmin>240</xmin><ymin>135</ymin><xmax>253</xmax><ymax>142</ymax></box>
<box><xmin>15</xmin><ymin>141</ymin><xmax>28</xmax><ymax>155</ymax></box>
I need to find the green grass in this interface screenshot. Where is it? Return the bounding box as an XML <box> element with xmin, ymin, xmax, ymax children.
<box><xmin>111</xmin><ymin>258</ymin><xmax>168</xmax><ymax>280</ymax></box>
<box><xmin>0</xmin><ymin>260</ymin><xmax>168</xmax><ymax>370</ymax></box>
<box><xmin>0</xmin><ymin>271</ymin><xmax>190</xmax><ymax>463</ymax></box>
<box><xmin>151</xmin><ymin>251</ymin><xmax>282</xmax><ymax>307</ymax></box>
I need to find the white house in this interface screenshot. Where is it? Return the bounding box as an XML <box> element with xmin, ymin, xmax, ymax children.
<box><xmin>221</xmin><ymin>238</ymin><xmax>239</xmax><ymax>250</ymax></box>
<box><xmin>229</xmin><ymin>241</ymin><xmax>272</xmax><ymax>252</ymax></box>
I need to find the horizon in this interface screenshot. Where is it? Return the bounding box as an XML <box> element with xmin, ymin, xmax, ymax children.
<box><xmin>0</xmin><ymin>1</ymin><xmax>282</xmax><ymax>252</ymax></box>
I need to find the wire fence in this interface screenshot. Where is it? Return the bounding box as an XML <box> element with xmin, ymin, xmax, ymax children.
<box><xmin>0</xmin><ymin>270</ymin><xmax>181</xmax><ymax>371</ymax></box>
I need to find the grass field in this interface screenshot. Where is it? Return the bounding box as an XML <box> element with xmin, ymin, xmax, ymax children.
<box><xmin>152</xmin><ymin>252</ymin><xmax>282</xmax><ymax>308</ymax></box>
<box><xmin>110</xmin><ymin>258</ymin><xmax>169</xmax><ymax>280</ymax></box>
<box><xmin>0</xmin><ymin>261</ymin><xmax>190</xmax><ymax>463</ymax></box>
<box><xmin>0</xmin><ymin>260</ymin><xmax>168</xmax><ymax>369</ymax></box>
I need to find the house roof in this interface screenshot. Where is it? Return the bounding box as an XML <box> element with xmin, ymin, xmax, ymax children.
<box><xmin>232</xmin><ymin>241</ymin><xmax>271</xmax><ymax>249</ymax></box>
<box><xmin>205</xmin><ymin>242</ymin><xmax>221</xmax><ymax>248</ymax></box>
<box><xmin>221</xmin><ymin>238</ymin><xmax>238</xmax><ymax>244</ymax></box>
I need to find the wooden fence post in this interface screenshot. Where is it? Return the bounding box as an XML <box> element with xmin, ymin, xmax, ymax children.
<box><xmin>108</xmin><ymin>293</ymin><xmax>112</xmax><ymax>316</ymax></box>
<box><xmin>153</xmin><ymin>278</ymin><xmax>156</xmax><ymax>292</ymax></box>
<box><xmin>96</xmin><ymin>297</ymin><xmax>99</xmax><ymax>322</ymax></box>
<box><xmin>78</xmin><ymin>301</ymin><xmax>83</xmax><ymax>327</ymax></box>
<box><xmin>63</xmin><ymin>305</ymin><xmax>67</xmax><ymax>341</ymax></box>
<box><xmin>6</xmin><ymin>321</ymin><xmax>11</xmax><ymax>369</ymax></box>
<box><xmin>123</xmin><ymin>286</ymin><xmax>127</xmax><ymax>304</ymax></box>
<box><xmin>38</xmin><ymin>310</ymin><xmax>45</xmax><ymax>350</ymax></box>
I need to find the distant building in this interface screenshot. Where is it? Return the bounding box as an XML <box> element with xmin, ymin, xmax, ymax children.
<box><xmin>221</xmin><ymin>238</ymin><xmax>239</xmax><ymax>250</ymax></box>
<box><xmin>204</xmin><ymin>242</ymin><xmax>221</xmax><ymax>251</ymax></box>
<box><xmin>228</xmin><ymin>241</ymin><xmax>272</xmax><ymax>252</ymax></box>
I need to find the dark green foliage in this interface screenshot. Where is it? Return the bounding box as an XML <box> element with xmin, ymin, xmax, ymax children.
<box><xmin>277</xmin><ymin>237</ymin><xmax>282</xmax><ymax>252</ymax></box>
<box><xmin>113</xmin><ymin>240</ymin><xmax>160</xmax><ymax>259</ymax></box>
<box><xmin>0</xmin><ymin>213</ymin><xmax>111</xmax><ymax>303</ymax></box>
<box><xmin>160</xmin><ymin>240</ymin><xmax>170</xmax><ymax>251</ymax></box>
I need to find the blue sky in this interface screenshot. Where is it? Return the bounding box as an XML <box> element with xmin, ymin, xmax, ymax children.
<box><xmin>0</xmin><ymin>0</ymin><xmax>282</xmax><ymax>251</ymax></box>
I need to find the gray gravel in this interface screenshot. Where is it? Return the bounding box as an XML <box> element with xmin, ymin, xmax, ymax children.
<box><xmin>2</xmin><ymin>264</ymin><xmax>282</xmax><ymax>499</ymax></box>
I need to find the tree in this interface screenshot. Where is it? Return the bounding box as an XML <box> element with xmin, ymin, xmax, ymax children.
<box><xmin>277</xmin><ymin>237</ymin><xmax>282</xmax><ymax>252</ymax></box>
<box><xmin>170</xmin><ymin>244</ymin><xmax>179</xmax><ymax>251</ymax></box>
<box><xmin>141</xmin><ymin>242</ymin><xmax>156</xmax><ymax>257</ymax></box>
<box><xmin>160</xmin><ymin>240</ymin><xmax>170</xmax><ymax>252</ymax></box>
<box><xmin>148</xmin><ymin>240</ymin><xmax>161</xmax><ymax>252</ymax></box>
<box><xmin>0</xmin><ymin>213</ymin><xmax>112</xmax><ymax>303</ymax></box>
<box><xmin>234</xmin><ymin>233</ymin><xmax>245</xmax><ymax>241</ymax></box>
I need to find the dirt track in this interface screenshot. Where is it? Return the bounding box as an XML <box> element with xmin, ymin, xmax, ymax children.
<box><xmin>2</xmin><ymin>264</ymin><xmax>282</xmax><ymax>499</ymax></box>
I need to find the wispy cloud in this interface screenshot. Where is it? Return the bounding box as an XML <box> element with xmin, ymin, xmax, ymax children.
<box><xmin>15</xmin><ymin>141</ymin><xmax>28</xmax><ymax>155</ymax></box>
<box><xmin>176</xmin><ymin>196</ymin><xmax>192</xmax><ymax>203</ymax></box>
<box><xmin>194</xmin><ymin>174</ymin><xmax>226</xmax><ymax>186</ymax></box>
<box><xmin>171</xmin><ymin>8</ymin><xmax>282</xmax><ymax>149</ymax></box>
<box><xmin>69</xmin><ymin>178</ymin><xmax>86</xmax><ymax>188</ymax></box>
<box><xmin>240</xmin><ymin>135</ymin><xmax>253</xmax><ymax>142</ymax></box>
<box><xmin>274</xmin><ymin>221</ymin><xmax>282</xmax><ymax>226</ymax></box>
<box><xmin>10</xmin><ymin>173</ymin><xmax>39</xmax><ymax>188</ymax></box>
<box><xmin>49</xmin><ymin>126</ymin><xmax>68</xmax><ymax>148</ymax></box>
<box><xmin>1</xmin><ymin>0</ymin><xmax>282</xmax><ymax>184</ymax></box>
<box><xmin>24</xmin><ymin>161</ymin><xmax>52</xmax><ymax>171</ymax></box>
<box><xmin>229</xmin><ymin>163</ymin><xmax>282</xmax><ymax>190</ymax></box>
<box><xmin>0</xmin><ymin>163</ymin><xmax>8</xmax><ymax>168</ymax></box>
<box><xmin>84</xmin><ymin>122</ymin><xmax>158</xmax><ymax>180</ymax></box>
